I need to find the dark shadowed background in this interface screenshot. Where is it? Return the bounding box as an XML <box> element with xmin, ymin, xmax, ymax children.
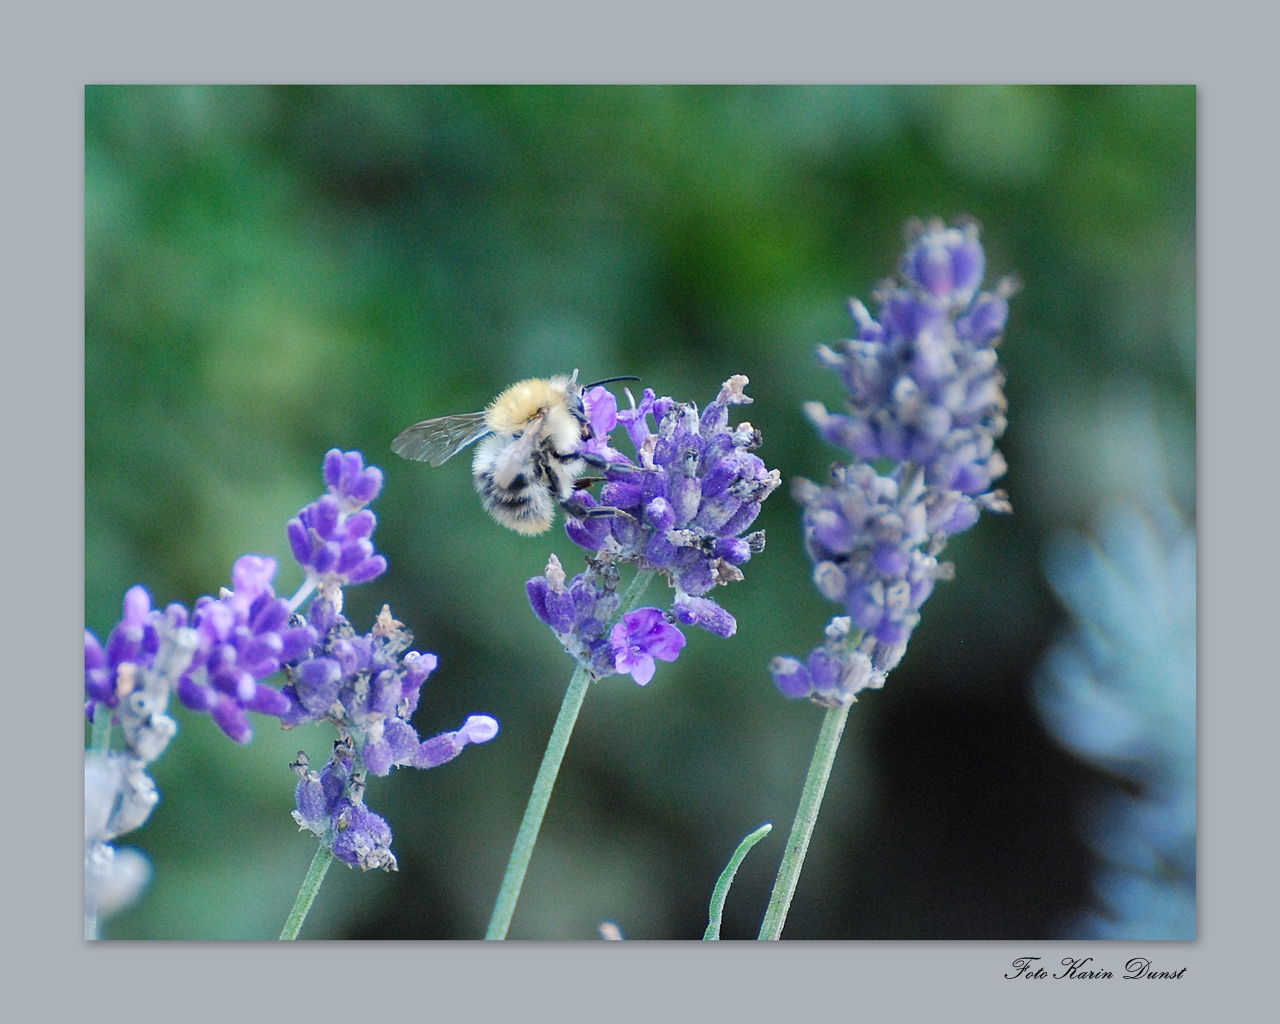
<box><xmin>85</xmin><ymin>85</ymin><xmax>1194</xmax><ymax>939</ymax></box>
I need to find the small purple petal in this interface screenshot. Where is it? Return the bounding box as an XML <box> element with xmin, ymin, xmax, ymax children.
<box><xmin>295</xmin><ymin>775</ymin><xmax>333</xmax><ymax>829</ymax></box>
<box><xmin>363</xmin><ymin>738</ymin><xmax>393</xmax><ymax>777</ymax></box>
<box><xmin>672</xmin><ymin>594</ymin><xmax>737</xmax><ymax>638</ymax></box>
<box><xmin>85</xmin><ymin>630</ymin><xmax>106</xmax><ymax>671</ymax></box>
<box><xmin>566</xmin><ymin>512</ymin><xmax>611</xmax><ymax>550</ymax></box>
<box><xmin>232</xmin><ymin>556</ymin><xmax>277</xmax><ymax>602</ymax></box>
<box><xmin>294</xmin><ymin>657</ymin><xmax>343</xmax><ymax>713</ymax></box>
<box><xmin>278</xmin><ymin>625</ymin><xmax>318</xmax><ymax>663</ymax></box>
<box><xmin>348</xmin><ymin>466</ymin><xmax>383</xmax><ymax>505</ymax></box>
<box><xmin>246</xmin><ymin>684</ymin><xmax>291</xmax><ymax>716</ymax></box>
<box><xmin>176</xmin><ymin>675</ymin><xmax>218</xmax><ymax>712</ymax></box>
<box><xmin>770</xmin><ymin>656</ymin><xmax>814</xmax><ymax>699</ymax></box>
<box><xmin>456</xmin><ymin>714</ymin><xmax>499</xmax><ymax>746</ymax></box>
<box><xmin>414</xmin><ymin>733</ymin><xmax>462</xmax><ymax>769</ymax></box>
<box><xmin>312</xmin><ymin>541</ymin><xmax>339</xmax><ymax>575</ymax></box>
<box><xmin>336</xmin><ymin>538</ymin><xmax>374</xmax><ymax>574</ymax></box>
<box><xmin>584</xmin><ymin>385</ymin><xmax>619</xmax><ymax>439</ymax></box>
<box><xmin>714</xmin><ymin>537</ymin><xmax>751</xmax><ymax>564</ymax></box>
<box><xmin>527</xmin><ymin>576</ymin><xmax>576</xmax><ymax>634</ymax></box>
<box><xmin>122</xmin><ymin>585</ymin><xmax>152</xmax><ymax>629</ymax></box>
<box><xmin>323</xmin><ymin>449</ymin><xmax>345</xmax><ymax>490</ymax></box>
<box><xmin>339</xmin><ymin>451</ymin><xmax>364</xmax><ymax>493</ymax></box>
<box><xmin>345</xmin><ymin>509</ymin><xmax>376</xmax><ymax>539</ymax></box>
<box><xmin>402</xmin><ymin>650</ymin><xmax>438</xmax><ymax>690</ymax></box>
<box><xmin>311</xmin><ymin>496</ymin><xmax>341</xmax><ymax>540</ymax></box>
<box><xmin>211</xmin><ymin>695</ymin><xmax>252</xmax><ymax>744</ymax></box>
<box><xmin>872</xmin><ymin>544</ymin><xmax>910</xmax><ymax>578</ymax></box>
<box><xmin>287</xmin><ymin>518</ymin><xmax>313</xmax><ymax>565</ymax></box>
<box><xmin>344</xmin><ymin>555</ymin><xmax>387</xmax><ymax>584</ymax></box>
<box><xmin>251</xmin><ymin>597</ymin><xmax>290</xmax><ymax>636</ymax></box>
<box><xmin>385</xmin><ymin>718</ymin><xmax>421</xmax><ymax>762</ymax></box>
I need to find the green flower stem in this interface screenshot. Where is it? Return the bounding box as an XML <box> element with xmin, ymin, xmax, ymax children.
<box><xmin>485</xmin><ymin>564</ymin><xmax>657</xmax><ymax>940</ymax></box>
<box><xmin>704</xmin><ymin>823</ymin><xmax>772</xmax><ymax>940</ymax></box>
<box><xmin>85</xmin><ymin>706</ymin><xmax>117</xmax><ymax>941</ymax></box>
<box><xmin>485</xmin><ymin>662</ymin><xmax>591</xmax><ymax>940</ymax></box>
<box><xmin>279</xmin><ymin>844</ymin><xmax>335</xmax><ymax>940</ymax></box>
<box><xmin>91</xmin><ymin>701</ymin><xmax>113</xmax><ymax>753</ymax></box>
<box><xmin>758</xmin><ymin>702</ymin><xmax>851</xmax><ymax>940</ymax></box>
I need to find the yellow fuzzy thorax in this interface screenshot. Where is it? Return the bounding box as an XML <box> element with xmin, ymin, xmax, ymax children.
<box><xmin>483</xmin><ymin>375</ymin><xmax>576</xmax><ymax>435</ymax></box>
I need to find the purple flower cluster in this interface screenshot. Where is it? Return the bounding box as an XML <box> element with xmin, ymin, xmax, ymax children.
<box><xmin>287</xmin><ymin>449</ymin><xmax>388</xmax><ymax>599</ymax></box>
<box><xmin>84</xmin><ymin>586</ymin><xmax>200</xmax><ymax>928</ymax></box>
<box><xmin>804</xmin><ymin>219</ymin><xmax>1013</xmax><ymax>516</ymax></box>
<box><xmin>770</xmin><ymin>617</ymin><xmax>874</xmax><ymax>708</ymax></box>
<box><xmin>525</xmin><ymin>553</ymin><xmax>689</xmax><ymax>685</ymax></box>
<box><xmin>527</xmin><ymin>376</ymin><xmax>777</xmax><ymax>688</ymax></box>
<box><xmin>565</xmin><ymin>376</ymin><xmax>778</xmax><ymax>640</ymax></box>
<box><xmin>526</xmin><ymin>553</ymin><xmax>622</xmax><ymax>676</ymax></box>
<box><xmin>291</xmin><ymin>745</ymin><xmax>397</xmax><ymax>871</ymax></box>
<box><xmin>171</xmin><ymin>555</ymin><xmax>316</xmax><ymax>744</ymax></box>
<box><xmin>282</xmin><ymin>602</ymin><xmax>499</xmax><ymax>777</ymax></box>
<box><xmin>773</xmin><ymin>219</ymin><xmax>1014</xmax><ymax>706</ymax></box>
<box><xmin>85</xmin><ymin>586</ymin><xmax>194</xmax><ymax>761</ymax></box>
<box><xmin>289</xmin><ymin>704</ymin><xmax>498</xmax><ymax>873</ymax></box>
<box><xmin>85</xmin><ymin>450</ymin><xmax>500</xmax><ymax>884</ymax></box>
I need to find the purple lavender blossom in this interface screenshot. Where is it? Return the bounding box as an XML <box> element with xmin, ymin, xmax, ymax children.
<box><xmin>290</xmin><ymin>708</ymin><xmax>497</xmax><ymax>873</ymax></box>
<box><xmin>526</xmin><ymin>553</ymin><xmax>622</xmax><ymax>676</ymax></box>
<box><xmin>84</xmin><ymin>585</ymin><xmax>195</xmax><ymax>761</ymax></box>
<box><xmin>774</xmin><ymin>219</ymin><xmax>1014</xmax><ymax>706</ymax></box>
<box><xmin>287</xmin><ymin>449</ymin><xmax>388</xmax><ymax>597</ymax></box>
<box><xmin>566</xmin><ymin>376</ymin><xmax>778</xmax><ymax>639</ymax></box>
<box><xmin>803</xmin><ymin>218</ymin><xmax>1014</xmax><ymax>503</ymax></box>
<box><xmin>769</xmin><ymin>617</ymin><xmax>876</xmax><ymax>707</ymax></box>
<box><xmin>173</xmin><ymin>555</ymin><xmax>316</xmax><ymax>744</ymax></box>
<box><xmin>85</xmin><ymin>586</ymin><xmax>202</xmax><ymax>932</ymax></box>
<box><xmin>526</xmin><ymin>376</ymin><xmax>776</xmax><ymax>687</ymax></box>
<box><xmin>609</xmin><ymin>608</ymin><xmax>687</xmax><ymax>686</ymax></box>
<box><xmin>291</xmin><ymin>747</ymin><xmax>396</xmax><ymax>871</ymax></box>
<box><xmin>282</xmin><ymin>603</ymin><xmax>499</xmax><ymax>778</ymax></box>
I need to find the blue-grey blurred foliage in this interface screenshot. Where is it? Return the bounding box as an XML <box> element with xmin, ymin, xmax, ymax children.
<box><xmin>86</xmin><ymin>85</ymin><xmax>1194</xmax><ymax>939</ymax></box>
<box><xmin>1036</xmin><ymin>489</ymin><xmax>1195</xmax><ymax>939</ymax></box>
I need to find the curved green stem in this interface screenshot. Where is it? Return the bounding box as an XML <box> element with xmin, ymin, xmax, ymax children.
<box><xmin>485</xmin><ymin>663</ymin><xmax>592</xmax><ymax>939</ymax></box>
<box><xmin>704</xmin><ymin>823</ymin><xmax>772</xmax><ymax>940</ymax></box>
<box><xmin>486</xmin><ymin>565</ymin><xmax>657</xmax><ymax>940</ymax></box>
<box><xmin>280</xmin><ymin>844</ymin><xmax>335</xmax><ymax>940</ymax></box>
<box><xmin>758</xmin><ymin>703</ymin><xmax>851</xmax><ymax>940</ymax></box>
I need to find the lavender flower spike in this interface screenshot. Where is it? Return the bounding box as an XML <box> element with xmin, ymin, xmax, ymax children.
<box><xmin>527</xmin><ymin>553</ymin><xmax>622</xmax><ymax>677</ymax></box>
<box><xmin>287</xmin><ymin>449</ymin><xmax>388</xmax><ymax>608</ymax></box>
<box><xmin>174</xmin><ymin>555</ymin><xmax>316</xmax><ymax>744</ymax></box>
<box><xmin>774</xmin><ymin>218</ymin><xmax>1014</xmax><ymax>706</ymax></box>
<box><xmin>85</xmin><ymin>586</ymin><xmax>199</xmax><ymax>933</ymax></box>
<box><xmin>566</xmin><ymin>376</ymin><xmax>779</xmax><ymax>639</ymax></box>
<box><xmin>283</xmin><ymin>601</ymin><xmax>498</xmax><ymax>786</ymax></box>
<box><xmin>292</xmin><ymin>746</ymin><xmax>397</xmax><ymax>871</ymax></box>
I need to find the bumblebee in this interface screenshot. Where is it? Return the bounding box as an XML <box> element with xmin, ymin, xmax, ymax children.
<box><xmin>391</xmin><ymin>371</ymin><xmax>636</xmax><ymax>535</ymax></box>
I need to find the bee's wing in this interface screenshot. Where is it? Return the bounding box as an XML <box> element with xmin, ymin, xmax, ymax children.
<box><xmin>391</xmin><ymin>412</ymin><xmax>491</xmax><ymax>466</ymax></box>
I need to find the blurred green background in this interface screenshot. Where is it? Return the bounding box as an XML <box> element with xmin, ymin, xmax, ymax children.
<box><xmin>86</xmin><ymin>85</ymin><xmax>1194</xmax><ymax>939</ymax></box>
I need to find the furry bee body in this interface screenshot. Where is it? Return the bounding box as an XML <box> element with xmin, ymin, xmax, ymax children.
<box><xmin>391</xmin><ymin>371</ymin><xmax>630</xmax><ymax>536</ymax></box>
<box><xmin>470</xmin><ymin>375</ymin><xmax>591</xmax><ymax>535</ymax></box>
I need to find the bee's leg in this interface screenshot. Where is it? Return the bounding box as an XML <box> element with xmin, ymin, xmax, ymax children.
<box><xmin>577</xmin><ymin>451</ymin><xmax>639</xmax><ymax>474</ymax></box>
<box><xmin>581</xmin><ymin>506</ymin><xmax>636</xmax><ymax>522</ymax></box>
<box><xmin>572</xmin><ymin>477</ymin><xmax>606</xmax><ymax>490</ymax></box>
<box><xmin>561</xmin><ymin>496</ymin><xmax>636</xmax><ymax>522</ymax></box>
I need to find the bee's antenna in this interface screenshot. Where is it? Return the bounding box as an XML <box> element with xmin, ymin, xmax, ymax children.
<box><xmin>583</xmin><ymin>375</ymin><xmax>642</xmax><ymax>389</ymax></box>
